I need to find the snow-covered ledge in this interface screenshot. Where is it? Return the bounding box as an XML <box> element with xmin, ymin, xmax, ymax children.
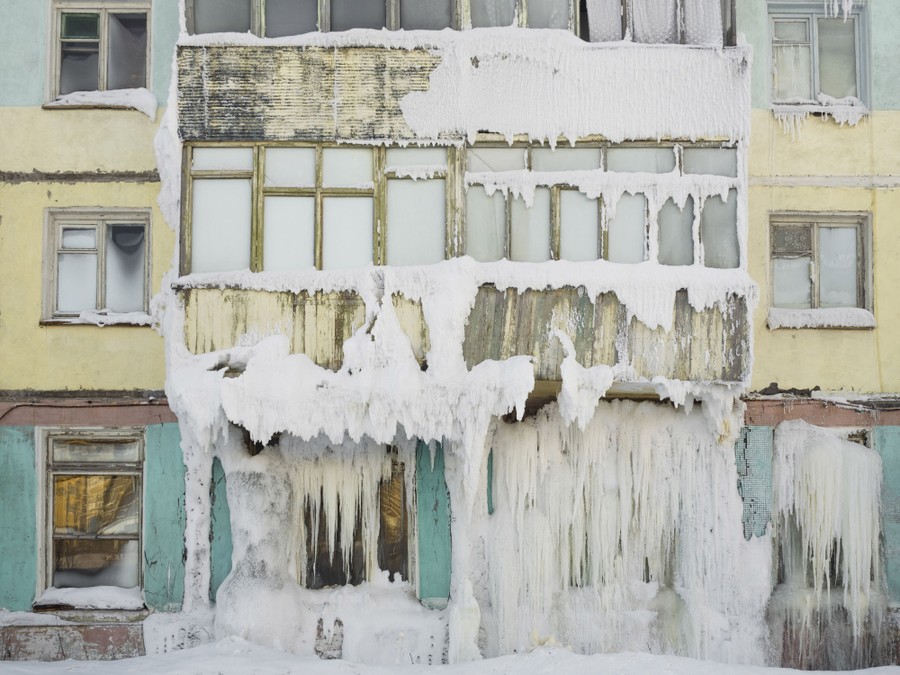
<box><xmin>33</xmin><ymin>585</ymin><xmax>145</xmax><ymax>611</ymax></box>
<box><xmin>42</xmin><ymin>310</ymin><xmax>154</xmax><ymax>327</ymax></box>
<box><xmin>767</xmin><ymin>307</ymin><xmax>876</xmax><ymax>330</ymax></box>
<box><xmin>772</xmin><ymin>95</ymin><xmax>868</xmax><ymax>137</ymax></box>
<box><xmin>43</xmin><ymin>88</ymin><xmax>158</xmax><ymax>121</ymax></box>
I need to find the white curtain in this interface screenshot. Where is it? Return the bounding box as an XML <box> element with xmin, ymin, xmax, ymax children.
<box><xmin>631</xmin><ymin>0</ymin><xmax>677</xmax><ymax>43</ymax></box>
<box><xmin>585</xmin><ymin>0</ymin><xmax>623</xmax><ymax>41</ymax></box>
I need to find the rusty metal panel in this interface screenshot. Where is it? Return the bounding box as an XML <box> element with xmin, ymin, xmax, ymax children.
<box><xmin>0</xmin><ymin>624</ymin><xmax>145</xmax><ymax>661</ymax></box>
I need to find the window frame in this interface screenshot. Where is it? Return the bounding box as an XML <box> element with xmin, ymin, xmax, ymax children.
<box><xmin>49</xmin><ymin>0</ymin><xmax>151</xmax><ymax>101</ymax></box>
<box><xmin>43</xmin><ymin>207</ymin><xmax>152</xmax><ymax>323</ymax></box>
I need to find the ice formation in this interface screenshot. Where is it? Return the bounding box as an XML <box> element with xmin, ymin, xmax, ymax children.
<box><xmin>43</xmin><ymin>88</ymin><xmax>158</xmax><ymax>120</ymax></box>
<box><xmin>767</xmin><ymin>307</ymin><xmax>876</xmax><ymax>330</ymax></box>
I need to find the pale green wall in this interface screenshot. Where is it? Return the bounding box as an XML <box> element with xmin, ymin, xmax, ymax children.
<box><xmin>0</xmin><ymin>427</ymin><xmax>38</xmax><ymax>611</ymax></box>
<box><xmin>735</xmin><ymin>426</ymin><xmax>773</xmax><ymax>539</ymax></box>
<box><xmin>875</xmin><ymin>427</ymin><xmax>900</xmax><ymax>603</ymax></box>
<box><xmin>416</xmin><ymin>441</ymin><xmax>451</xmax><ymax>607</ymax></box>
<box><xmin>210</xmin><ymin>457</ymin><xmax>233</xmax><ymax>601</ymax></box>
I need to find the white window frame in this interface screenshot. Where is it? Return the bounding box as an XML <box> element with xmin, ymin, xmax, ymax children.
<box><xmin>43</xmin><ymin>207</ymin><xmax>152</xmax><ymax>324</ymax></box>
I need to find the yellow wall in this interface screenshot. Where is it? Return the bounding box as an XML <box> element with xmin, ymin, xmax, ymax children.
<box><xmin>748</xmin><ymin>110</ymin><xmax>900</xmax><ymax>393</ymax></box>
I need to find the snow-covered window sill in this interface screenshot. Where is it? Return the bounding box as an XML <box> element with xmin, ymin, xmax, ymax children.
<box><xmin>42</xmin><ymin>311</ymin><xmax>154</xmax><ymax>327</ymax></box>
<box><xmin>771</xmin><ymin>103</ymin><xmax>868</xmax><ymax>129</ymax></box>
<box><xmin>767</xmin><ymin>307</ymin><xmax>875</xmax><ymax>330</ymax></box>
<box><xmin>43</xmin><ymin>88</ymin><xmax>158</xmax><ymax>121</ymax></box>
<box><xmin>33</xmin><ymin>585</ymin><xmax>145</xmax><ymax>612</ymax></box>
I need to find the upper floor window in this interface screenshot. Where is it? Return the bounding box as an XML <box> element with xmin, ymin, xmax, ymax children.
<box><xmin>52</xmin><ymin>1</ymin><xmax>149</xmax><ymax>99</ymax></box>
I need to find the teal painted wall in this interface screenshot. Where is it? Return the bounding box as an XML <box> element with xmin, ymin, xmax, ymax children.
<box><xmin>415</xmin><ymin>440</ymin><xmax>451</xmax><ymax>608</ymax></box>
<box><xmin>143</xmin><ymin>423</ymin><xmax>186</xmax><ymax>611</ymax></box>
<box><xmin>875</xmin><ymin>426</ymin><xmax>900</xmax><ymax>603</ymax></box>
<box><xmin>151</xmin><ymin>0</ymin><xmax>181</xmax><ymax>105</ymax></box>
<box><xmin>735</xmin><ymin>425</ymin><xmax>773</xmax><ymax>539</ymax></box>
<box><xmin>0</xmin><ymin>427</ymin><xmax>38</xmax><ymax>611</ymax></box>
<box><xmin>209</xmin><ymin>456</ymin><xmax>233</xmax><ymax>601</ymax></box>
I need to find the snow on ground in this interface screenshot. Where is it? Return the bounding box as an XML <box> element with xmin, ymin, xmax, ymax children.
<box><xmin>0</xmin><ymin>638</ymin><xmax>898</xmax><ymax>675</ymax></box>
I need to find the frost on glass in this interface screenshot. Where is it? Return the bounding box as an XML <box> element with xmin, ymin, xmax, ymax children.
<box><xmin>528</xmin><ymin>0</ymin><xmax>569</xmax><ymax>29</ymax></box>
<box><xmin>819</xmin><ymin>227</ymin><xmax>858</xmax><ymax>308</ymax></box>
<box><xmin>606</xmin><ymin>147</ymin><xmax>675</xmax><ymax>173</ymax></box>
<box><xmin>385</xmin><ymin>148</ymin><xmax>447</xmax><ymax>168</ymax></box>
<box><xmin>683</xmin><ymin>0</ymin><xmax>722</xmax><ymax>47</ymax></box>
<box><xmin>658</xmin><ymin>197</ymin><xmax>694</xmax><ymax>266</ymax></box>
<box><xmin>192</xmin><ymin>0</ymin><xmax>251</xmax><ymax>33</ymax></box>
<box><xmin>818</xmin><ymin>18</ymin><xmax>857</xmax><ymax>99</ymax></box>
<box><xmin>510</xmin><ymin>189</ymin><xmax>551</xmax><ymax>262</ymax></box>
<box><xmin>531</xmin><ymin>147</ymin><xmax>601</xmax><ymax>171</ymax></box>
<box><xmin>607</xmin><ymin>193</ymin><xmax>646</xmax><ymax>264</ymax></box>
<box><xmin>53</xmin><ymin>438</ymin><xmax>140</xmax><ymax>464</ymax></box>
<box><xmin>265</xmin><ymin>148</ymin><xmax>316</xmax><ymax>187</ymax></box>
<box><xmin>467</xmin><ymin>148</ymin><xmax>526</xmax><ymax>173</ymax></box>
<box><xmin>631</xmin><ymin>0</ymin><xmax>677</xmax><ymax>44</ymax></box>
<box><xmin>322</xmin><ymin>197</ymin><xmax>374</xmax><ymax>270</ymax></box>
<box><xmin>192</xmin><ymin>148</ymin><xmax>253</xmax><ymax>171</ymax></box>
<box><xmin>263</xmin><ymin>197</ymin><xmax>315</xmax><ymax>271</ymax></box>
<box><xmin>773</xmin><ymin>256</ymin><xmax>812</xmax><ymax>308</ymax></box>
<box><xmin>386</xmin><ymin>180</ymin><xmax>446</xmax><ymax>266</ymax></box>
<box><xmin>400</xmin><ymin>0</ymin><xmax>452</xmax><ymax>30</ymax></box>
<box><xmin>682</xmin><ymin>148</ymin><xmax>737</xmax><ymax>177</ymax></box>
<box><xmin>331</xmin><ymin>0</ymin><xmax>386</xmax><ymax>30</ymax></box>
<box><xmin>191</xmin><ymin>179</ymin><xmax>252</xmax><ymax>273</ymax></box>
<box><xmin>773</xmin><ymin>20</ymin><xmax>812</xmax><ymax>101</ymax></box>
<box><xmin>107</xmin><ymin>14</ymin><xmax>146</xmax><ymax>90</ymax></box>
<box><xmin>58</xmin><ymin>253</ymin><xmax>97</xmax><ymax>312</ymax></box>
<box><xmin>62</xmin><ymin>228</ymin><xmax>96</xmax><ymax>249</ymax></box>
<box><xmin>322</xmin><ymin>148</ymin><xmax>374</xmax><ymax>187</ymax></box>
<box><xmin>471</xmin><ymin>0</ymin><xmax>516</xmax><ymax>27</ymax></box>
<box><xmin>559</xmin><ymin>190</ymin><xmax>600</xmax><ymax>262</ymax></box>
<box><xmin>105</xmin><ymin>224</ymin><xmax>145</xmax><ymax>312</ymax></box>
<box><xmin>585</xmin><ymin>0</ymin><xmax>622</xmax><ymax>41</ymax></box>
<box><xmin>700</xmin><ymin>189</ymin><xmax>738</xmax><ymax>269</ymax></box>
<box><xmin>266</xmin><ymin>0</ymin><xmax>318</xmax><ymax>36</ymax></box>
<box><xmin>466</xmin><ymin>187</ymin><xmax>506</xmax><ymax>262</ymax></box>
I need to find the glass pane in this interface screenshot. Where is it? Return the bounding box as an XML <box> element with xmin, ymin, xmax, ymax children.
<box><xmin>631</xmin><ymin>0</ymin><xmax>677</xmax><ymax>44</ymax></box>
<box><xmin>192</xmin><ymin>0</ymin><xmax>251</xmax><ymax>33</ymax></box>
<box><xmin>559</xmin><ymin>190</ymin><xmax>599</xmax><ymax>261</ymax></box>
<box><xmin>107</xmin><ymin>14</ymin><xmax>147</xmax><ymax>90</ymax></box>
<box><xmin>60</xmin><ymin>43</ymin><xmax>99</xmax><ymax>95</ymax></box>
<box><xmin>385</xmin><ymin>148</ymin><xmax>447</xmax><ymax>168</ymax></box>
<box><xmin>471</xmin><ymin>0</ymin><xmax>516</xmax><ymax>27</ymax></box>
<box><xmin>773</xmin><ymin>44</ymin><xmax>812</xmax><ymax>101</ymax></box>
<box><xmin>265</xmin><ymin>147</ymin><xmax>316</xmax><ymax>187</ymax></box>
<box><xmin>263</xmin><ymin>197</ymin><xmax>316</xmax><ymax>271</ymax></box>
<box><xmin>683</xmin><ymin>0</ymin><xmax>722</xmax><ymax>47</ymax></box>
<box><xmin>58</xmin><ymin>253</ymin><xmax>97</xmax><ymax>312</ymax></box>
<box><xmin>105</xmin><ymin>224</ymin><xmax>145</xmax><ymax>313</ymax></box>
<box><xmin>62</xmin><ymin>228</ymin><xmax>96</xmax><ymax>249</ymax></box>
<box><xmin>322</xmin><ymin>148</ymin><xmax>373</xmax><ymax>187</ymax></box>
<box><xmin>774</xmin><ymin>20</ymin><xmax>808</xmax><ymax>42</ymax></box>
<box><xmin>53</xmin><ymin>475</ymin><xmax>139</xmax><ymax>537</ymax></box>
<box><xmin>819</xmin><ymin>227</ymin><xmax>858</xmax><ymax>308</ymax></box>
<box><xmin>510</xmin><ymin>189</ymin><xmax>551</xmax><ymax>262</ymax></box>
<box><xmin>52</xmin><ymin>438</ymin><xmax>141</xmax><ymax>464</ymax></box>
<box><xmin>467</xmin><ymin>147</ymin><xmax>526</xmax><ymax>173</ymax></box>
<box><xmin>331</xmin><ymin>0</ymin><xmax>386</xmax><ymax>30</ymax></box>
<box><xmin>191</xmin><ymin>179</ymin><xmax>252</xmax><ymax>273</ymax></box>
<box><xmin>701</xmin><ymin>189</ymin><xmax>739</xmax><ymax>269</ymax></box>
<box><xmin>682</xmin><ymin>148</ymin><xmax>737</xmax><ymax>177</ymax></box>
<box><xmin>192</xmin><ymin>147</ymin><xmax>254</xmax><ymax>171</ymax></box>
<box><xmin>322</xmin><ymin>197</ymin><xmax>374</xmax><ymax>270</ymax></box>
<box><xmin>466</xmin><ymin>187</ymin><xmax>506</xmax><ymax>262</ymax></box>
<box><xmin>387</xmin><ymin>180</ymin><xmax>446</xmax><ymax>266</ymax></box>
<box><xmin>528</xmin><ymin>0</ymin><xmax>569</xmax><ymax>29</ymax></box>
<box><xmin>818</xmin><ymin>18</ymin><xmax>857</xmax><ymax>99</ymax></box>
<box><xmin>378</xmin><ymin>461</ymin><xmax>408</xmax><ymax>582</ymax></box>
<box><xmin>266</xmin><ymin>0</ymin><xmax>318</xmax><ymax>36</ymax></box>
<box><xmin>532</xmin><ymin>147</ymin><xmax>601</xmax><ymax>171</ymax></box>
<box><xmin>772</xmin><ymin>225</ymin><xmax>812</xmax><ymax>254</ymax></box>
<box><xmin>607</xmin><ymin>193</ymin><xmax>646</xmax><ymax>263</ymax></box>
<box><xmin>773</xmin><ymin>256</ymin><xmax>812</xmax><ymax>309</ymax></box>
<box><xmin>606</xmin><ymin>147</ymin><xmax>675</xmax><ymax>173</ymax></box>
<box><xmin>53</xmin><ymin>538</ymin><xmax>139</xmax><ymax>589</ymax></box>
<box><xmin>62</xmin><ymin>13</ymin><xmax>99</xmax><ymax>39</ymax></box>
<box><xmin>585</xmin><ymin>0</ymin><xmax>622</xmax><ymax>41</ymax></box>
<box><xmin>400</xmin><ymin>0</ymin><xmax>452</xmax><ymax>30</ymax></box>
<box><xmin>658</xmin><ymin>196</ymin><xmax>694</xmax><ymax>266</ymax></box>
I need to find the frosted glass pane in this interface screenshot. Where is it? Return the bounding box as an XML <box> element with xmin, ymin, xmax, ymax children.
<box><xmin>559</xmin><ymin>191</ymin><xmax>600</xmax><ymax>261</ymax></box>
<box><xmin>331</xmin><ymin>0</ymin><xmax>385</xmax><ymax>30</ymax></box>
<box><xmin>701</xmin><ymin>189</ymin><xmax>738</xmax><ymax>269</ymax></box>
<box><xmin>471</xmin><ymin>0</ymin><xmax>515</xmax><ymax>27</ymax></box>
<box><xmin>683</xmin><ymin>0</ymin><xmax>722</xmax><ymax>46</ymax></box>
<box><xmin>265</xmin><ymin>148</ymin><xmax>316</xmax><ymax>187</ymax></box>
<box><xmin>387</xmin><ymin>180</ymin><xmax>446</xmax><ymax>266</ymax></box>
<box><xmin>528</xmin><ymin>0</ymin><xmax>569</xmax><ymax>29</ymax></box>
<box><xmin>105</xmin><ymin>224</ymin><xmax>145</xmax><ymax>312</ymax></box>
<box><xmin>773</xmin><ymin>44</ymin><xmax>812</xmax><ymax>101</ymax></box>
<box><xmin>192</xmin><ymin>148</ymin><xmax>253</xmax><ymax>171</ymax></box>
<box><xmin>60</xmin><ymin>44</ymin><xmax>99</xmax><ymax>95</ymax></box>
<box><xmin>466</xmin><ymin>187</ymin><xmax>506</xmax><ymax>262</ymax></box>
<box><xmin>819</xmin><ymin>227</ymin><xmax>858</xmax><ymax>308</ymax></box>
<box><xmin>385</xmin><ymin>148</ymin><xmax>447</xmax><ymax>168</ymax></box>
<box><xmin>266</xmin><ymin>0</ymin><xmax>318</xmax><ymax>36</ymax></box>
<box><xmin>467</xmin><ymin>148</ymin><xmax>526</xmax><ymax>173</ymax></box>
<box><xmin>774</xmin><ymin>20</ymin><xmax>808</xmax><ymax>42</ymax></box>
<box><xmin>585</xmin><ymin>0</ymin><xmax>622</xmax><ymax>41</ymax></box>
<box><xmin>682</xmin><ymin>148</ymin><xmax>737</xmax><ymax>177</ymax></box>
<box><xmin>657</xmin><ymin>197</ymin><xmax>694</xmax><ymax>266</ymax></box>
<box><xmin>322</xmin><ymin>198</ymin><xmax>373</xmax><ymax>270</ymax></box>
<box><xmin>263</xmin><ymin>197</ymin><xmax>315</xmax><ymax>271</ymax></box>
<box><xmin>193</xmin><ymin>0</ymin><xmax>251</xmax><ymax>33</ymax></box>
<box><xmin>818</xmin><ymin>18</ymin><xmax>857</xmax><ymax>99</ymax></box>
<box><xmin>510</xmin><ymin>189</ymin><xmax>551</xmax><ymax>262</ymax></box>
<box><xmin>322</xmin><ymin>148</ymin><xmax>373</xmax><ymax>187</ymax></box>
<box><xmin>532</xmin><ymin>147</ymin><xmax>601</xmax><ymax>171</ymax></box>
<box><xmin>773</xmin><ymin>256</ymin><xmax>812</xmax><ymax>309</ymax></box>
<box><xmin>107</xmin><ymin>14</ymin><xmax>146</xmax><ymax>90</ymax></box>
<box><xmin>607</xmin><ymin>193</ymin><xmax>646</xmax><ymax>264</ymax></box>
<box><xmin>191</xmin><ymin>179</ymin><xmax>252</xmax><ymax>273</ymax></box>
<box><xmin>606</xmin><ymin>147</ymin><xmax>675</xmax><ymax>173</ymax></box>
<box><xmin>58</xmin><ymin>253</ymin><xmax>97</xmax><ymax>312</ymax></box>
<box><xmin>400</xmin><ymin>0</ymin><xmax>452</xmax><ymax>29</ymax></box>
<box><xmin>62</xmin><ymin>228</ymin><xmax>96</xmax><ymax>249</ymax></box>
<box><xmin>632</xmin><ymin>0</ymin><xmax>677</xmax><ymax>44</ymax></box>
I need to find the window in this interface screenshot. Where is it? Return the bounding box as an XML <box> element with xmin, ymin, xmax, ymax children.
<box><xmin>52</xmin><ymin>1</ymin><xmax>149</xmax><ymax>99</ymax></box>
<box><xmin>769</xmin><ymin>2</ymin><xmax>868</xmax><ymax>108</ymax></box>
<box><xmin>40</xmin><ymin>429</ymin><xmax>143</xmax><ymax>600</ymax></box>
<box><xmin>44</xmin><ymin>208</ymin><xmax>150</xmax><ymax>322</ymax></box>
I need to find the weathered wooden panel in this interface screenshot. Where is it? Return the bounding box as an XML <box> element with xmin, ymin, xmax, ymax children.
<box><xmin>178</xmin><ymin>46</ymin><xmax>440</xmax><ymax>142</ymax></box>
